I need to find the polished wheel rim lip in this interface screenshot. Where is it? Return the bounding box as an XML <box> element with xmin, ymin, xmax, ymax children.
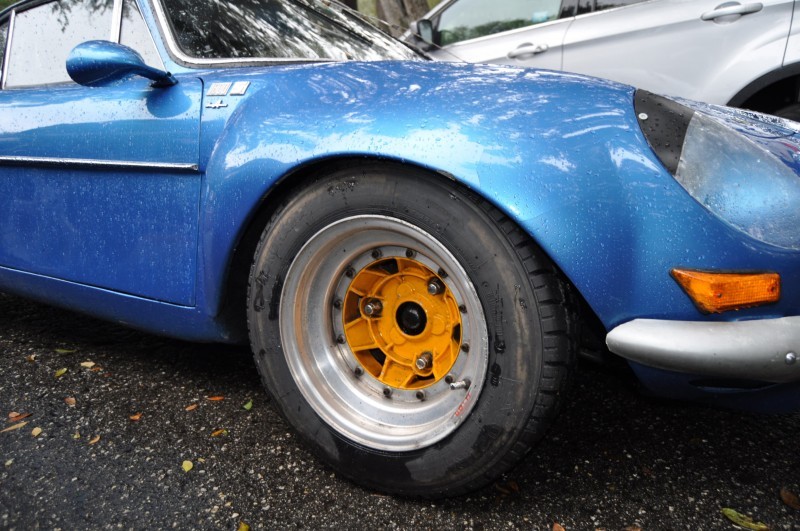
<box><xmin>280</xmin><ymin>215</ymin><xmax>489</xmax><ymax>451</ymax></box>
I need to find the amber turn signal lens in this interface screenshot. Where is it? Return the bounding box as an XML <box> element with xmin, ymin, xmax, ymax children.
<box><xmin>671</xmin><ymin>269</ymin><xmax>780</xmax><ymax>314</ymax></box>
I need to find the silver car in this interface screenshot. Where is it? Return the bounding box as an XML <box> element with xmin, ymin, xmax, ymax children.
<box><xmin>405</xmin><ymin>0</ymin><xmax>800</xmax><ymax>118</ymax></box>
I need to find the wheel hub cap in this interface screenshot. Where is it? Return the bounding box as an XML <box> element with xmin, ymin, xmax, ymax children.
<box><xmin>343</xmin><ymin>257</ymin><xmax>461</xmax><ymax>390</ymax></box>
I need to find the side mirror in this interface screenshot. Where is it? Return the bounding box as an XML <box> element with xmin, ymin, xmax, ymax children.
<box><xmin>67</xmin><ymin>40</ymin><xmax>177</xmax><ymax>88</ymax></box>
<box><xmin>416</xmin><ymin>19</ymin><xmax>435</xmax><ymax>44</ymax></box>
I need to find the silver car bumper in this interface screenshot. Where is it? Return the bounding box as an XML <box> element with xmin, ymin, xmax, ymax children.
<box><xmin>606</xmin><ymin>316</ymin><xmax>800</xmax><ymax>383</ymax></box>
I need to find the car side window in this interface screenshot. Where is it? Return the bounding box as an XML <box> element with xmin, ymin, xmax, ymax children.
<box><xmin>577</xmin><ymin>0</ymin><xmax>645</xmax><ymax>15</ymax></box>
<box><xmin>436</xmin><ymin>0</ymin><xmax>564</xmax><ymax>46</ymax></box>
<box><xmin>120</xmin><ymin>0</ymin><xmax>163</xmax><ymax>68</ymax></box>
<box><xmin>5</xmin><ymin>0</ymin><xmax>114</xmax><ymax>88</ymax></box>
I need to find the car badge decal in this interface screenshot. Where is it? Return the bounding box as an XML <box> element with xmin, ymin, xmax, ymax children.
<box><xmin>206</xmin><ymin>99</ymin><xmax>229</xmax><ymax>109</ymax></box>
<box><xmin>206</xmin><ymin>82</ymin><xmax>232</xmax><ymax>97</ymax></box>
<box><xmin>230</xmin><ymin>81</ymin><xmax>250</xmax><ymax>96</ymax></box>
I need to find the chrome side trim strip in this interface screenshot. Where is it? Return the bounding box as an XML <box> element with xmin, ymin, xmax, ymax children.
<box><xmin>606</xmin><ymin>316</ymin><xmax>800</xmax><ymax>383</ymax></box>
<box><xmin>111</xmin><ymin>0</ymin><xmax>123</xmax><ymax>43</ymax></box>
<box><xmin>0</xmin><ymin>155</ymin><xmax>199</xmax><ymax>172</ymax></box>
<box><xmin>1</xmin><ymin>10</ymin><xmax>16</xmax><ymax>90</ymax></box>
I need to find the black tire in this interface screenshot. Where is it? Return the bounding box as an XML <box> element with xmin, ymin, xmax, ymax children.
<box><xmin>247</xmin><ymin>163</ymin><xmax>577</xmax><ymax>497</ymax></box>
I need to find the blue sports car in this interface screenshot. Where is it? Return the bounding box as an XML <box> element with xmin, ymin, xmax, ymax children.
<box><xmin>0</xmin><ymin>0</ymin><xmax>798</xmax><ymax>497</ymax></box>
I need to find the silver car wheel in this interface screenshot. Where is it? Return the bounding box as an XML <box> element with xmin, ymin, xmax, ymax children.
<box><xmin>279</xmin><ymin>215</ymin><xmax>488</xmax><ymax>451</ymax></box>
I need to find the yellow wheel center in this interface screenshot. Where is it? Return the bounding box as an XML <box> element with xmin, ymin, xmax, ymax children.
<box><xmin>342</xmin><ymin>257</ymin><xmax>462</xmax><ymax>390</ymax></box>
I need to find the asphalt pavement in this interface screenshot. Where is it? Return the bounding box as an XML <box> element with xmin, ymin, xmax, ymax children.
<box><xmin>1</xmin><ymin>291</ymin><xmax>798</xmax><ymax>530</ymax></box>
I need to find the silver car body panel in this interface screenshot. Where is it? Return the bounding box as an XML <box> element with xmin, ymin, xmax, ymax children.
<box><xmin>424</xmin><ymin>0</ymin><xmax>796</xmax><ymax>105</ymax></box>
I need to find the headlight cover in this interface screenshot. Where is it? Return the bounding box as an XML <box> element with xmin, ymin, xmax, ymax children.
<box><xmin>636</xmin><ymin>90</ymin><xmax>800</xmax><ymax>251</ymax></box>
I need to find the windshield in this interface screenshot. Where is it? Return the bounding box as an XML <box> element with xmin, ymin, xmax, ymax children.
<box><xmin>158</xmin><ymin>0</ymin><xmax>421</xmax><ymax>61</ymax></box>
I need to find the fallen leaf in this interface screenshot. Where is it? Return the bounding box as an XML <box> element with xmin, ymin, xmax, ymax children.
<box><xmin>1</xmin><ymin>421</ymin><xmax>29</xmax><ymax>433</ymax></box>
<box><xmin>182</xmin><ymin>460</ymin><xmax>193</xmax><ymax>472</ymax></box>
<box><xmin>64</xmin><ymin>397</ymin><xmax>76</xmax><ymax>407</ymax></box>
<box><xmin>90</xmin><ymin>367</ymin><xmax>103</xmax><ymax>372</ymax></box>
<box><xmin>206</xmin><ymin>396</ymin><xmax>225</xmax><ymax>401</ymax></box>
<box><xmin>80</xmin><ymin>361</ymin><xmax>96</xmax><ymax>369</ymax></box>
<box><xmin>211</xmin><ymin>429</ymin><xmax>228</xmax><ymax>437</ymax></box>
<box><xmin>243</xmin><ymin>400</ymin><xmax>253</xmax><ymax>411</ymax></box>
<box><xmin>31</xmin><ymin>427</ymin><xmax>42</xmax><ymax>437</ymax></box>
<box><xmin>553</xmin><ymin>523</ymin><xmax>566</xmax><ymax>531</ymax></box>
<box><xmin>129</xmin><ymin>413</ymin><xmax>143</xmax><ymax>422</ymax></box>
<box><xmin>8</xmin><ymin>412</ymin><xmax>32</xmax><ymax>422</ymax></box>
<box><xmin>55</xmin><ymin>348</ymin><xmax>76</xmax><ymax>354</ymax></box>
<box><xmin>26</xmin><ymin>354</ymin><xmax>36</xmax><ymax>362</ymax></box>
<box><xmin>4</xmin><ymin>459</ymin><xmax>12</xmax><ymax>467</ymax></box>
<box><xmin>721</xmin><ymin>508</ymin><xmax>769</xmax><ymax>531</ymax></box>
<box><xmin>72</xmin><ymin>432</ymin><xmax>81</xmax><ymax>440</ymax></box>
<box><xmin>185</xmin><ymin>403</ymin><xmax>198</xmax><ymax>411</ymax></box>
<box><xmin>624</xmin><ymin>526</ymin><xmax>642</xmax><ymax>531</ymax></box>
<box><xmin>780</xmin><ymin>487</ymin><xmax>800</xmax><ymax>510</ymax></box>
<box><xmin>88</xmin><ymin>435</ymin><xmax>101</xmax><ymax>445</ymax></box>
<box><xmin>238</xmin><ymin>523</ymin><xmax>251</xmax><ymax>531</ymax></box>
<box><xmin>54</xmin><ymin>368</ymin><xmax>68</xmax><ymax>378</ymax></box>
<box><xmin>198</xmin><ymin>458</ymin><xmax>206</xmax><ymax>463</ymax></box>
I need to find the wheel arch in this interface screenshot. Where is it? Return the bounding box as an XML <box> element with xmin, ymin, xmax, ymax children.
<box><xmin>213</xmin><ymin>154</ymin><xmax>602</xmax><ymax>347</ymax></box>
<box><xmin>727</xmin><ymin>62</ymin><xmax>800</xmax><ymax>113</ymax></box>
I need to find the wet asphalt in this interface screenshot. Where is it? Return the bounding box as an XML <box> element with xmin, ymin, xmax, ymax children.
<box><xmin>0</xmin><ymin>291</ymin><xmax>798</xmax><ymax>530</ymax></box>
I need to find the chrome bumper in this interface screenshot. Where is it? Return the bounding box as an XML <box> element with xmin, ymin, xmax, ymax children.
<box><xmin>606</xmin><ymin>316</ymin><xmax>800</xmax><ymax>383</ymax></box>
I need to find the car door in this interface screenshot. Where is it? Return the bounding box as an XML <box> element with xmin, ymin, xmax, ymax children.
<box><xmin>425</xmin><ymin>0</ymin><xmax>577</xmax><ymax>69</ymax></box>
<box><xmin>0</xmin><ymin>0</ymin><xmax>202</xmax><ymax>306</ymax></box>
<box><xmin>562</xmin><ymin>0</ymin><xmax>795</xmax><ymax>104</ymax></box>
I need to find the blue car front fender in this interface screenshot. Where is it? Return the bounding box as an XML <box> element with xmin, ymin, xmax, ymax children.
<box><xmin>198</xmin><ymin>61</ymin><xmax>800</xmax><ymax>333</ymax></box>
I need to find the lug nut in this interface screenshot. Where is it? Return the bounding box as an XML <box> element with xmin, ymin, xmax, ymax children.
<box><xmin>415</xmin><ymin>351</ymin><xmax>433</xmax><ymax>371</ymax></box>
<box><xmin>383</xmin><ymin>387</ymin><xmax>393</xmax><ymax>398</ymax></box>
<box><xmin>333</xmin><ymin>299</ymin><xmax>342</xmax><ymax>309</ymax></box>
<box><xmin>461</xmin><ymin>342</ymin><xmax>470</xmax><ymax>353</ymax></box>
<box><xmin>405</xmin><ymin>249</ymin><xmax>416</xmax><ymax>258</ymax></box>
<box><xmin>458</xmin><ymin>304</ymin><xmax>467</xmax><ymax>313</ymax></box>
<box><xmin>354</xmin><ymin>366</ymin><xmax>363</xmax><ymax>377</ymax></box>
<box><xmin>336</xmin><ymin>334</ymin><xmax>345</xmax><ymax>344</ymax></box>
<box><xmin>415</xmin><ymin>390</ymin><xmax>426</xmax><ymax>401</ymax></box>
<box><xmin>787</xmin><ymin>352</ymin><xmax>797</xmax><ymax>365</ymax></box>
<box><xmin>371</xmin><ymin>249</ymin><xmax>382</xmax><ymax>260</ymax></box>
<box><xmin>345</xmin><ymin>267</ymin><xmax>355</xmax><ymax>278</ymax></box>
<box><xmin>427</xmin><ymin>278</ymin><xmax>445</xmax><ymax>296</ymax></box>
<box><xmin>444</xmin><ymin>374</ymin><xmax>454</xmax><ymax>384</ymax></box>
<box><xmin>363</xmin><ymin>299</ymin><xmax>383</xmax><ymax>317</ymax></box>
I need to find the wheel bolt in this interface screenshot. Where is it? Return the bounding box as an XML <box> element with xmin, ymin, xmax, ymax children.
<box><xmin>458</xmin><ymin>304</ymin><xmax>467</xmax><ymax>313</ymax></box>
<box><xmin>333</xmin><ymin>299</ymin><xmax>342</xmax><ymax>309</ymax></box>
<box><xmin>461</xmin><ymin>342</ymin><xmax>470</xmax><ymax>353</ymax></box>
<box><xmin>336</xmin><ymin>334</ymin><xmax>345</xmax><ymax>344</ymax></box>
<box><xmin>405</xmin><ymin>249</ymin><xmax>416</xmax><ymax>258</ymax></box>
<box><xmin>427</xmin><ymin>278</ymin><xmax>445</xmax><ymax>296</ymax></box>
<box><xmin>415</xmin><ymin>390</ymin><xmax>426</xmax><ymax>401</ymax></box>
<box><xmin>354</xmin><ymin>367</ymin><xmax>363</xmax><ymax>377</ymax></box>
<box><xmin>363</xmin><ymin>299</ymin><xmax>383</xmax><ymax>317</ymax></box>
<box><xmin>371</xmin><ymin>249</ymin><xmax>382</xmax><ymax>260</ymax></box>
<box><xmin>383</xmin><ymin>387</ymin><xmax>392</xmax><ymax>398</ymax></box>
<box><xmin>444</xmin><ymin>374</ymin><xmax>454</xmax><ymax>384</ymax></box>
<box><xmin>415</xmin><ymin>351</ymin><xmax>433</xmax><ymax>371</ymax></box>
<box><xmin>345</xmin><ymin>267</ymin><xmax>355</xmax><ymax>278</ymax></box>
